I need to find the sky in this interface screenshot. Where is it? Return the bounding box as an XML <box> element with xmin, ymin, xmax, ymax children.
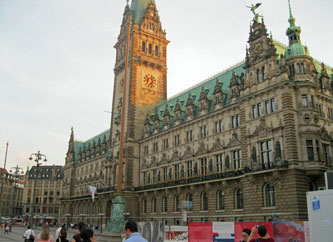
<box><xmin>0</xmin><ymin>0</ymin><xmax>332</xmax><ymax>172</ymax></box>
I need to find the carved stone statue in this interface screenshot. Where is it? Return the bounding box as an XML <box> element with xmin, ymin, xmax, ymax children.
<box><xmin>247</xmin><ymin>3</ymin><xmax>262</xmax><ymax>22</ymax></box>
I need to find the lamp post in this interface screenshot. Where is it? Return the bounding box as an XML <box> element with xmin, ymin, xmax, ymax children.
<box><xmin>65</xmin><ymin>214</ymin><xmax>71</xmax><ymax>231</ymax></box>
<box><xmin>29</xmin><ymin>151</ymin><xmax>47</xmax><ymax>226</ymax></box>
<box><xmin>98</xmin><ymin>213</ymin><xmax>105</xmax><ymax>234</ymax></box>
<box><xmin>9</xmin><ymin>165</ymin><xmax>24</xmax><ymax>218</ymax></box>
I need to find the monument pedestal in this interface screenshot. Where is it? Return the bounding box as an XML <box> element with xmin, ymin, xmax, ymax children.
<box><xmin>110</xmin><ymin>232</ymin><xmax>123</xmax><ymax>242</ymax></box>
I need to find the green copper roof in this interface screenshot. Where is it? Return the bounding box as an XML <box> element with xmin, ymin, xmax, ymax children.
<box><xmin>73</xmin><ymin>129</ymin><xmax>110</xmax><ymax>164</ymax></box>
<box><xmin>285</xmin><ymin>42</ymin><xmax>309</xmax><ymax>59</ymax></box>
<box><xmin>130</xmin><ymin>0</ymin><xmax>156</xmax><ymax>24</ymax></box>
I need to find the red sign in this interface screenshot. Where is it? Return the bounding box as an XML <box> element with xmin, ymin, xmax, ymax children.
<box><xmin>188</xmin><ymin>222</ymin><xmax>213</xmax><ymax>242</ymax></box>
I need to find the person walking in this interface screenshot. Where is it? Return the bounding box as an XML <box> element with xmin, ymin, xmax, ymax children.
<box><xmin>124</xmin><ymin>222</ymin><xmax>148</xmax><ymax>242</ymax></box>
<box><xmin>37</xmin><ymin>224</ymin><xmax>54</xmax><ymax>242</ymax></box>
<box><xmin>72</xmin><ymin>222</ymin><xmax>86</xmax><ymax>242</ymax></box>
<box><xmin>56</xmin><ymin>224</ymin><xmax>66</xmax><ymax>239</ymax></box>
<box><xmin>247</xmin><ymin>225</ymin><xmax>274</xmax><ymax>242</ymax></box>
<box><xmin>23</xmin><ymin>225</ymin><xmax>36</xmax><ymax>242</ymax></box>
<box><xmin>4</xmin><ymin>223</ymin><xmax>9</xmax><ymax>234</ymax></box>
<box><xmin>56</xmin><ymin>228</ymin><xmax>69</xmax><ymax>242</ymax></box>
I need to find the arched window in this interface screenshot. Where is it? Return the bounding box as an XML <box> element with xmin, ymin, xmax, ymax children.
<box><xmin>235</xmin><ymin>188</ymin><xmax>243</xmax><ymax>209</ymax></box>
<box><xmin>149</xmin><ymin>44</ymin><xmax>153</xmax><ymax>55</ymax></box>
<box><xmin>217</xmin><ymin>190</ymin><xmax>224</xmax><ymax>210</ymax></box>
<box><xmin>264</xmin><ymin>183</ymin><xmax>275</xmax><ymax>207</ymax></box>
<box><xmin>143</xmin><ymin>198</ymin><xmax>147</xmax><ymax>213</ymax></box>
<box><xmin>174</xmin><ymin>195</ymin><xmax>180</xmax><ymax>212</ymax></box>
<box><xmin>262</xmin><ymin>66</ymin><xmax>266</xmax><ymax>81</ymax></box>
<box><xmin>152</xmin><ymin>197</ymin><xmax>157</xmax><ymax>213</ymax></box>
<box><xmin>142</xmin><ymin>41</ymin><xmax>146</xmax><ymax>52</ymax></box>
<box><xmin>187</xmin><ymin>193</ymin><xmax>193</xmax><ymax>211</ymax></box>
<box><xmin>162</xmin><ymin>196</ymin><xmax>168</xmax><ymax>212</ymax></box>
<box><xmin>155</xmin><ymin>46</ymin><xmax>159</xmax><ymax>56</ymax></box>
<box><xmin>201</xmin><ymin>192</ymin><xmax>208</xmax><ymax>211</ymax></box>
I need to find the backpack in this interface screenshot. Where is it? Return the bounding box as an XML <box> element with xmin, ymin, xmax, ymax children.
<box><xmin>29</xmin><ymin>233</ymin><xmax>35</xmax><ymax>241</ymax></box>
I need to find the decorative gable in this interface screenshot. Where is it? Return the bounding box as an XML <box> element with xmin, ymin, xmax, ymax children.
<box><xmin>182</xmin><ymin>146</ymin><xmax>194</xmax><ymax>159</ymax></box>
<box><xmin>226</xmin><ymin>133</ymin><xmax>241</xmax><ymax>148</ymax></box>
<box><xmin>170</xmin><ymin>149</ymin><xmax>181</xmax><ymax>162</ymax></box>
<box><xmin>195</xmin><ymin>142</ymin><xmax>208</xmax><ymax>156</ymax></box>
<box><xmin>248</xmin><ymin>118</ymin><xmax>272</xmax><ymax>138</ymax></box>
<box><xmin>209</xmin><ymin>138</ymin><xmax>224</xmax><ymax>153</ymax></box>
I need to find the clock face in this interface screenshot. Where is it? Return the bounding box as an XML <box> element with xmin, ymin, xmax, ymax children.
<box><xmin>143</xmin><ymin>74</ymin><xmax>156</xmax><ymax>88</ymax></box>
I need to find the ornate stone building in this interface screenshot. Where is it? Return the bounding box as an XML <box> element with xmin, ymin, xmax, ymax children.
<box><xmin>61</xmin><ymin>0</ymin><xmax>333</xmax><ymax>226</ymax></box>
<box><xmin>23</xmin><ymin>166</ymin><xmax>63</xmax><ymax>223</ymax></box>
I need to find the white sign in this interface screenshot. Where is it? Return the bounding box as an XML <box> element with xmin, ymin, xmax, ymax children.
<box><xmin>182</xmin><ymin>210</ymin><xmax>187</xmax><ymax>222</ymax></box>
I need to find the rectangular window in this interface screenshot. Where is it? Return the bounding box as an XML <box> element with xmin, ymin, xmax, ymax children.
<box><xmin>174</xmin><ymin>164</ymin><xmax>180</xmax><ymax>179</ymax></box>
<box><xmin>323</xmin><ymin>144</ymin><xmax>329</xmax><ymax>164</ymax></box>
<box><xmin>200</xmin><ymin>158</ymin><xmax>208</xmax><ymax>175</ymax></box>
<box><xmin>316</xmin><ymin>140</ymin><xmax>321</xmax><ymax>161</ymax></box>
<box><xmin>261</xmin><ymin>140</ymin><xmax>273</xmax><ymax>165</ymax></box>
<box><xmin>311</xmin><ymin>95</ymin><xmax>315</xmax><ymax>108</ymax></box>
<box><xmin>232</xmin><ymin>115</ymin><xmax>240</xmax><ymax>128</ymax></box>
<box><xmin>153</xmin><ymin>142</ymin><xmax>158</xmax><ymax>152</ymax></box>
<box><xmin>265</xmin><ymin>100</ymin><xmax>271</xmax><ymax>114</ymax></box>
<box><xmin>163</xmin><ymin>139</ymin><xmax>169</xmax><ymax>149</ymax></box>
<box><xmin>187</xmin><ymin>130</ymin><xmax>193</xmax><ymax>142</ymax></box>
<box><xmin>186</xmin><ymin>161</ymin><xmax>193</xmax><ymax>177</ymax></box>
<box><xmin>271</xmin><ymin>98</ymin><xmax>276</xmax><ymax>112</ymax></box>
<box><xmin>318</xmin><ymin>104</ymin><xmax>323</xmax><ymax>117</ymax></box>
<box><xmin>174</xmin><ymin>135</ymin><xmax>180</xmax><ymax>146</ymax></box>
<box><xmin>215</xmin><ymin>120</ymin><xmax>223</xmax><ymax>133</ymax></box>
<box><xmin>143</xmin><ymin>172</ymin><xmax>147</xmax><ymax>185</ymax></box>
<box><xmin>144</xmin><ymin>146</ymin><xmax>149</xmax><ymax>155</ymax></box>
<box><xmin>216</xmin><ymin>154</ymin><xmax>224</xmax><ymax>173</ymax></box>
<box><xmin>233</xmin><ymin>150</ymin><xmax>242</xmax><ymax>169</ymax></box>
<box><xmin>200</xmin><ymin>126</ymin><xmax>207</xmax><ymax>138</ymax></box>
<box><xmin>252</xmin><ymin>105</ymin><xmax>257</xmax><ymax>119</ymax></box>
<box><xmin>302</xmin><ymin>95</ymin><xmax>308</xmax><ymax>108</ymax></box>
<box><xmin>257</xmin><ymin>103</ymin><xmax>262</xmax><ymax>117</ymax></box>
<box><xmin>163</xmin><ymin>167</ymin><xmax>167</xmax><ymax>181</ymax></box>
<box><xmin>306</xmin><ymin>140</ymin><xmax>315</xmax><ymax>161</ymax></box>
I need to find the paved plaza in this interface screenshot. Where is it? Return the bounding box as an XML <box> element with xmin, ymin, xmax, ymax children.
<box><xmin>0</xmin><ymin>226</ymin><xmax>112</xmax><ymax>242</ymax></box>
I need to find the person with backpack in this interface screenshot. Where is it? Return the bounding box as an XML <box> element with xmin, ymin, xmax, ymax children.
<box><xmin>23</xmin><ymin>225</ymin><xmax>36</xmax><ymax>242</ymax></box>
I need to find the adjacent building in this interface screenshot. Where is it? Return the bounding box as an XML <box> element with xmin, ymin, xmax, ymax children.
<box><xmin>23</xmin><ymin>166</ymin><xmax>63</xmax><ymax>223</ymax></box>
<box><xmin>61</xmin><ymin>0</ymin><xmax>333</xmax><ymax>226</ymax></box>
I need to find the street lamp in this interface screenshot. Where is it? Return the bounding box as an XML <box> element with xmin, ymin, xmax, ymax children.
<box><xmin>29</xmin><ymin>151</ymin><xmax>47</xmax><ymax>226</ymax></box>
<box><xmin>9</xmin><ymin>165</ymin><xmax>24</xmax><ymax>219</ymax></box>
<box><xmin>65</xmin><ymin>214</ymin><xmax>71</xmax><ymax>231</ymax></box>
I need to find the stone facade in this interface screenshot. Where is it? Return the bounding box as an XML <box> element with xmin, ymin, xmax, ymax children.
<box><xmin>60</xmin><ymin>0</ymin><xmax>333</xmax><ymax>226</ymax></box>
<box><xmin>23</xmin><ymin>166</ymin><xmax>63</xmax><ymax>223</ymax></box>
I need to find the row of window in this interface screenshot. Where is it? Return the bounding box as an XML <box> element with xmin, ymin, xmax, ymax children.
<box><xmin>302</xmin><ymin>94</ymin><xmax>332</xmax><ymax>120</ymax></box>
<box><xmin>252</xmin><ymin>98</ymin><xmax>276</xmax><ymax>119</ymax></box>
<box><xmin>306</xmin><ymin>140</ymin><xmax>331</xmax><ymax>163</ymax></box>
<box><xmin>142</xmin><ymin>150</ymin><xmax>242</xmax><ymax>185</ymax></box>
<box><xmin>142</xmin><ymin>183</ymin><xmax>275</xmax><ymax>213</ymax></box>
<box><xmin>142</xmin><ymin>41</ymin><xmax>160</xmax><ymax>56</ymax></box>
<box><xmin>289</xmin><ymin>62</ymin><xmax>305</xmax><ymax>76</ymax></box>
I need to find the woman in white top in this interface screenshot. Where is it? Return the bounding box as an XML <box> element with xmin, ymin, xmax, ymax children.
<box><xmin>24</xmin><ymin>225</ymin><xmax>35</xmax><ymax>242</ymax></box>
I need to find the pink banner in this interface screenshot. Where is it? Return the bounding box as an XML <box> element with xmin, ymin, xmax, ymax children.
<box><xmin>234</xmin><ymin>222</ymin><xmax>274</xmax><ymax>241</ymax></box>
<box><xmin>273</xmin><ymin>221</ymin><xmax>308</xmax><ymax>242</ymax></box>
<box><xmin>188</xmin><ymin>222</ymin><xmax>213</xmax><ymax>242</ymax></box>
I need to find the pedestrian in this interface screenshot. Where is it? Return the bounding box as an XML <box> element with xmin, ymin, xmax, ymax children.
<box><xmin>37</xmin><ymin>224</ymin><xmax>54</xmax><ymax>242</ymax></box>
<box><xmin>56</xmin><ymin>224</ymin><xmax>66</xmax><ymax>239</ymax></box>
<box><xmin>72</xmin><ymin>222</ymin><xmax>86</xmax><ymax>242</ymax></box>
<box><xmin>23</xmin><ymin>225</ymin><xmax>36</xmax><ymax>242</ymax></box>
<box><xmin>124</xmin><ymin>221</ymin><xmax>148</xmax><ymax>242</ymax></box>
<box><xmin>56</xmin><ymin>228</ymin><xmax>69</xmax><ymax>242</ymax></box>
<box><xmin>4</xmin><ymin>223</ymin><xmax>9</xmax><ymax>234</ymax></box>
<box><xmin>80</xmin><ymin>228</ymin><xmax>95</xmax><ymax>242</ymax></box>
<box><xmin>241</xmin><ymin>228</ymin><xmax>251</xmax><ymax>242</ymax></box>
<box><xmin>247</xmin><ymin>225</ymin><xmax>274</xmax><ymax>242</ymax></box>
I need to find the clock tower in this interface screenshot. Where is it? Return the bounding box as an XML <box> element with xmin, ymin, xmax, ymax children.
<box><xmin>110</xmin><ymin>0</ymin><xmax>169</xmax><ymax>190</ymax></box>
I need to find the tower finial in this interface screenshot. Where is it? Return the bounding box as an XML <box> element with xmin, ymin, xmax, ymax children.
<box><xmin>126</xmin><ymin>0</ymin><xmax>129</xmax><ymax>6</ymax></box>
<box><xmin>288</xmin><ymin>0</ymin><xmax>296</xmax><ymax>27</ymax></box>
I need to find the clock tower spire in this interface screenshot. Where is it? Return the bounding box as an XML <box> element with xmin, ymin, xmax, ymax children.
<box><xmin>110</xmin><ymin>0</ymin><xmax>169</xmax><ymax>190</ymax></box>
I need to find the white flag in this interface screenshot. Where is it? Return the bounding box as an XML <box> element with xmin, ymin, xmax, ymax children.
<box><xmin>89</xmin><ymin>186</ymin><xmax>97</xmax><ymax>201</ymax></box>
